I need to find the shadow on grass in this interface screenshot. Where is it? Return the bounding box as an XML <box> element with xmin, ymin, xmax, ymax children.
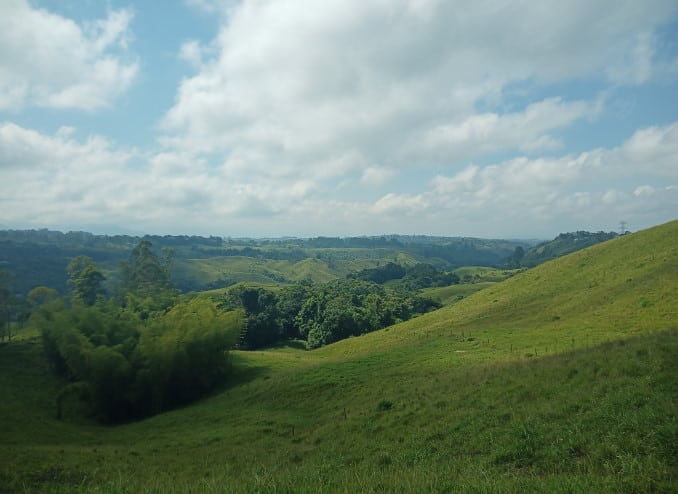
<box><xmin>225</xmin><ymin>352</ymin><xmax>273</xmax><ymax>388</ymax></box>
<box><xmin>274</xmin><ymin>339</ymin><xmax>308</xmax><ymax>350</ymax></box>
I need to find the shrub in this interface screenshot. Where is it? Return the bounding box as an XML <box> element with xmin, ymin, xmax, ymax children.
<box><xmin>36</xmin><ymin>299</ymin><xmax>243</xmax><ymax>422</ymax></box>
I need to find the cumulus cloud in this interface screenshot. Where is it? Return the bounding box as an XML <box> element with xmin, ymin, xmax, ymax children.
<box><xmin>0</xmin><ymin>122</ymin><xmax>324</xmax><ymax>233</ymax></box>
<box><xmin>2</xmin><ymin>118</ymin><xmax>675</xmax><ymax>237</ymax></box>
<box><xmin>417</xmin><ymin>97</ymin><xmax>598</xmax><ymax>160</ymax></box>
<box><xmin>369</xmin><ymin>122</ymin><xmax>678</xmax><ymax>235</ymax></box>
<box><xmin>0</xmin><ymin>0</ymin><xmax>138</xmax><ymax>111</ymax></box>
<box><xmin>161</xmin><ymin>0</ymin><xmax>675</xmax><ymax>162</ymax></box>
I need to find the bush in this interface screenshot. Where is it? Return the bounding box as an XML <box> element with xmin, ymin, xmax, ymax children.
<box><xmin>36</xmin><ymin>299</ymin><xmax>243</xmax><ymax>422</ymax></box>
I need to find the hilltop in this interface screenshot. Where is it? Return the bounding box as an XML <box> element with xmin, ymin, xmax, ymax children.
<box><xmin>0</xmin><ymin>220</ymin><xmax>676</xmax><ymax>493</ymax></box>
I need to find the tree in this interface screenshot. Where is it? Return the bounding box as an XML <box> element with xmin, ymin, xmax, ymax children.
<box><xmin>27</xmin><ymin>286</ymin><xmax>59</xmax><ymax>306</ymax></box>
<box><xmin>276</xmin><ymin>282</ymin><xmax>312</xmax><ymax>339</ymax></box>
<box><xmin>35</xmin><ymin>296</ymin><xmax>243</xmax><ymax>422</ymax></box>
<box><xmin>0</xmin><ymin>270</ymin><xmax>17</xmax><ymax>341</ymax></box>
<box><xmin>120</xmin><ymin>241</ymin><xmax>176</xmax><ymax>315</ymax></box>
<box><xmin>507</xmin><ymin>246</ymin><xmax>525</xmax><ymax>268</ymax></box>
<box><xmin>223</xmin><ymin>286</ymin><xmax>281</xmax><ymax>349</ymax></box>
<box><xmin>67</xmin><ymin>256</ymin><xmax>106</xmax><ymax>306</ymax></box>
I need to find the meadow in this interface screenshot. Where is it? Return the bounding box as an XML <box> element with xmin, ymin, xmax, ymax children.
<box><xmin>0</xmin><ymin>221</ymin><xmax>676</xmax><ymax>493</ymax></box>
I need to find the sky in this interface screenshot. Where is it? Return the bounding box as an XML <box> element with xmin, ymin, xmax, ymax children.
<box><xmin>1</xmin><ymin>0</ymin><xmax>677</xmax><ymax>239</ymax></box>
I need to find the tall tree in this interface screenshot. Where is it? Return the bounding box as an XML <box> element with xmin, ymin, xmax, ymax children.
<box><xmin>67</xmin><ymin>256</ymin><xmax>106</xmax><ymax>306</ymax></box>
<box><xmin>120</xmin><ymin>241</ymin><xmax>173</xmax><ymax>299</ymax></box>
<box><xmin>0</xmin><ymin>271</ymin><xmax>13</xmax><ymax>341</ymax></box>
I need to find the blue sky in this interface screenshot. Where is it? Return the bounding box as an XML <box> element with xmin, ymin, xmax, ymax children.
<box><xmin>1</xmin><ymin>0</ymin><xmax>677</xmax><ymax>238</ymax></box>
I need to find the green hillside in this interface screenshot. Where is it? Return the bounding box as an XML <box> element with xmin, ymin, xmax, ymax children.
<box><xmin>172</xmin><ymin>255</ymin><xmax>406</xmax><ymax>290</ymax></box>
<box><xmin>1</xmin><ymin>221</ymin><xmax>676</xmax><ymax>493</ymax></box>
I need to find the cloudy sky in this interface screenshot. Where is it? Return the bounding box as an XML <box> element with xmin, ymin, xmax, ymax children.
<box><xmin>1</xmin><ymin>0</ymin><xmax>677</xmax><ymax>238</ymax></box>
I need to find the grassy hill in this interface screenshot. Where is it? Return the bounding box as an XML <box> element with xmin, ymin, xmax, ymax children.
<box><xmin>172</xmin><ymin>255</ymin><xmax>413</xmax><ymax>291</ymax></box>
<box><xmin>0</xmin><ymin>221</ymin><xmax>676</xmax><ymax>493</ymax></box>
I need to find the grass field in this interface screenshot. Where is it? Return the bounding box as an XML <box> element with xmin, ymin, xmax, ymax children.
<box><xmin>0</xmin><ymin>221</ymin><xmax>676</xmax><ymax>493</ymax></box>
<box><xmin>421</xmin><ymin>282</ymin><xmax>497</xmax><ymax>305</ymax></box>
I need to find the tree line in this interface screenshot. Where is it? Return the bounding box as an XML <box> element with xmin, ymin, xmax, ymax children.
<box><xmin>221</xmin><ymin>277</ymin><xmax>441</xmax><ymax>350</ymax></box>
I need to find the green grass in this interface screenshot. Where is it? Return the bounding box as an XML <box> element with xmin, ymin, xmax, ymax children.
<box><xmin>421</xmin><ymin>281</ymin><xmax>496</xmax><ymax>305</ymax></box>
<box><xmin>1</xmin><ymin>220</ymin><xmax>676</xmax><ymax>493</ymax></box>
<box><xmin>452</xmin><ymin>266</ymin><xmax>522</xmax><ymax>282</ymax></box>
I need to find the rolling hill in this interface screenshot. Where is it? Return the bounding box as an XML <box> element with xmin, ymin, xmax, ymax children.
<box><xmin>0</xmin><ymin>220</ymin><xmax>676</xmax><ymax>493</ymax></box>
<box><xmin>0</xmin><ymin>230</ymin><xmax>525</xmax><ymax>295</ymax></box>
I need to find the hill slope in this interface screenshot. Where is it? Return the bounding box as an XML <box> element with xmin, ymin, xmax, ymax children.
<box><xmin>0</xmin><ymin>221</ymin><xmax>676</xmax><ymax>493</ymax></box>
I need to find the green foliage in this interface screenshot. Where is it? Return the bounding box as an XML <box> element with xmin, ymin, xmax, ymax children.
<box><xmin>222</xmin><ymin>286</ymin><xmax>283</xmax><ymax>349</ymax></box>
<box><xmin>349</xmin><ymin>262</ymin><xmax>460</xmax><ymax>289</ymax></box>
<box><xmin>506</xmin><ymin>245</ymin><xmax>525</xmax><ymax>268</ymax></box>
<box><xmin>120</xmin><ymin>241</ymin><xmax>177</xmax><ymax>316</ymax></box>
<box><xmin>400</xmin><ymin>263</ymin><xmax>460</xmax><ymax>289</ymax></box>
<box><xmin>276</xmin><ymin>281</ymin><xmax>313</xmax><ymax>339</ymax></box>
<box><xmin>221</xmin><ymin>279</ymin><xmax>440</xmax><ymax>350</ymax></box>
<box><xmin>135</xmin><ymin>299</ymin><xmax>243</xmax><ymax>413</ymax></box>
<box><xmin>34</xmin><ymin>299</ymin><xmax>243</xmax><ymax>422</ymax></box>
<box><xmin>349</xmin><ymin>262</ymin><xmax>406</xmax><ymax>283</ymax></box>
<box><xmin>120</xmin><ymin>241</ymin><xmax>173</xmax><ymax>296</ymax></box>
<box><xmin>67</xmin><ymin>256</ymin><xmax>106</xmax><ymax>306</ymax></box>
<box><xmin>521</xmin><ymin>230</ymin><xmax>618</xmax><ymax>267</ymax></box>
<box><xmin>27</xmin><ymin>286</ymin><xmax>59</xmax><ymax>306</ymax></box>
<box><xmin>297</xmin><ymin>279</ymin><xmax>440</xmax><ymax>349</ymax></box>
<box><xmin>0</xmin><ymin>270</ymin><xmax>15</xmax><ymax>341</ymax></box>
<box><xmin>0</xmin><ymin>269</ymin><xmax>27</xmax><ymax>341</ymax></box>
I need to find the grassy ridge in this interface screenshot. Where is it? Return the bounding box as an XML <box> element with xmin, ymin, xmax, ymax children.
<box><xmin>172</xmin><ymin>255</ymin><xmax>410</xmax><ymax>290</ymax></box>
<box><xmin>1</xmin><ymin>221</ymin><xmax>676</xmax><ymax>492</ymax></box>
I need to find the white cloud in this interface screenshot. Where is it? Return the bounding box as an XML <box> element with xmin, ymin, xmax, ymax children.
<box><xmin>0</xmin><ymin>0</ymin><xmax>138</xmax><ymax>111</ymax></box>
<box><xmin>0</xmin><ymin>122</ymin><xmax>325</xmax><ymax>234</ymax></box>
<box><xmin>418</xmin><ymin>97</ymin><xmax>596</xmax><ymax>159</ymax></box>
<box><xmin>634</xmin><ymin>185</ymin><xmax>655</xmax><ymax>197</ymax></box>
<box><xmin>2</xmin><ymin>117</ymin><xmax>675</xmax><ymax>237</ymax></box>
<box><xmin>160</xmin><ymin>0</ymin><xmax>676</xmax><ymax>191</ymax></box>
<box><xmin>360</xmin><ymin>166</ymin><xmax>396</xmax><ymax>186</ymax></box>
<box><xmin>368</xmin><ymin>121</ymin><xmax>678</xmax><ymax>235</ymax></box>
